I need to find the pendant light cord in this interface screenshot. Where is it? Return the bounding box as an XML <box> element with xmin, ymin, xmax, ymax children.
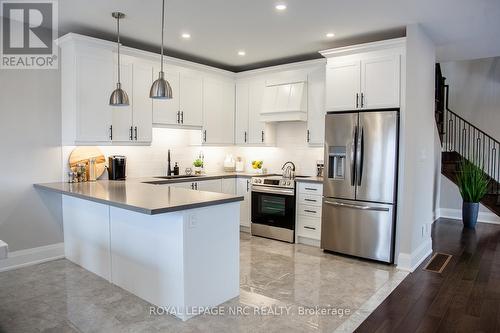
<box><xmin>117</xmin><ymin>15</ymin><xmax>121</xmax><ymax>85</ymax></box>
<box><xmin>160</xmin><ymin>0</ymin><xmax>165</xmax><ymax>73</ymax></box>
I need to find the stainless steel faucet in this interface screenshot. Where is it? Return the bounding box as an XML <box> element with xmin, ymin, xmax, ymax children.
<box><xmin>282</xmin><ymin>161</ymin><xmax>296</xmax><ymax>179</ymax></box>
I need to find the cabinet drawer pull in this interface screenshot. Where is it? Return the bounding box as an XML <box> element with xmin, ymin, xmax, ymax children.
<box><xmin>305</xmin><ymin>187</ymin><xmax>317</xmax><ymax>191</ymax></box>
<box><xmin>304</xmin><ymin>209</ymin><xmax>317</xmax><ymax>214</ymax></box>
<box><xmin>304</xmin><ymin>198</ymin><xmax>317</xmax><ymax>202</ymax></box>
<box><xmin>304</xmin><ymin>226</ymin><xmax>316</xmax><ymax>230</ymax></box>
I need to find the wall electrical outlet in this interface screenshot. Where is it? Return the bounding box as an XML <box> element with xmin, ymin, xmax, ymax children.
<box><xmin>188</xmin><ymin>214</ymin><xmax>197</xmax><ymax>229</ymax></box>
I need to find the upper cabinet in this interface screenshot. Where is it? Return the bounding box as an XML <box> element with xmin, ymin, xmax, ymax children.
<box><xmin>235</xmin><ymin>79</ymin><xmax>275</xmax><ymax>145</ymax></box>
<box><xmin>322</xmin><ymin>40</ymin><xmax>403</xmax><ymax>112</ymax></box>
<box><xmin>152</xmin><ymin>67</ymin><xmax>203</xmax><ymax>127</ymax></box>
<box><xmin>202</xmin><ymin>77</ymin><xmax>235</xmax><ymax>145</ymax></box>
<box><xmin>60</xmin><ymin>36</ymin><xmax>153</xmax><ymax>145</ymax></box>
<box><xmin>307</xmin><ymin>66</ymin><xmax>326</xmax><ymax>146</ymax></box>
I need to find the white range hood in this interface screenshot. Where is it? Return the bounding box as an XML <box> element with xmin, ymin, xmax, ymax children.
<box><xmin>260</xmin><ymin>81</ymin><xmax>308</xmax><ymax>122</ymax></box>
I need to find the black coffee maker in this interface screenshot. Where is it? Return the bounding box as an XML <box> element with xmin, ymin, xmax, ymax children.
<box><xmin>108</xmin><ymin>156</ymin><xmax>127</xmax><ymax>180</ymax></box>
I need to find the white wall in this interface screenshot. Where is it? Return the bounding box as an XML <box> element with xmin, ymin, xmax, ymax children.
<box><xmin>0</xmin><ymin>66</ymin><xmax>63</xmax><ymax>251</ymax></box>
<box><xmin>62</xmin><ymin>122</ymin><xmax>323</xmax><ymax>180</ymax></box>
<box><xmin>396</xmin><ymin>24</ymin><xmax>437</xmax><ymax>271</ymax></box>
<box><xmin>438</xmin><ymin>57</ymin><xmax>500</xmax><ymax>221</ymax></box>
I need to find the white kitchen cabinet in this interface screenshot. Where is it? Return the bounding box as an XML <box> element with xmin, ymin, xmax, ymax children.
<box><xmin>202</xmin><ymin>77</ymin><xmax>235</xmax><ymax>145</ymax></box>
<box><xmin>111</xmin><ymin>61</ymin><xmax>134</xmax><ymax>142</ymax></box>
<box><xmin>60</xmin><ymin>36</ymin><xmax>153</xmax><ymax>145</ymax></box>
<box><xmin>221</xmin><ymin>178</ymin><xmax>236</xmax><ymax>195</ymax></box>
<box><xmin>325</xmin><ymin>59</ymin><xmax>360</xmax><ymax>111</ymax></box>
<box><xmin>112</xmin><ymin>58</ymin><xmax>153</xmax><ymax>143</ymax></box>
<box><xmin>306</xmin><ymin>67</ymin><xmax>326</xmax><ymax>145</ymax></box>
<box><xmin>179</xmin><ymin>71</ymin><xmax>203</xmax><ymax>127</ymax></box>
<box><xmin>73</xmin><ymin>48</ymin><xmax>114</xmax><ymax>143</ymax></box>
<box><xmin>197</xmin><ymin>179</ymin><xmax>222</xmax><ymax>193</ymax></box>
<box><xmin>152</xmin><ymin>65</ymin><xmax>181</xmax><ymax>126</ymax></box>
<box><xmin>361</xmin><ymin>55</ymin><xmax>400</xmax><ymax>109</ymax></box>
<box><xmin>132</xmin><ymin>62</ymin><xmax>154</xmax><ymax>142</ymax></box>
<box><xmin>235</xmin><ymin>82</ymin><xmax>250</xmax><ymax>144</ymax></box>
<box><xmin>235</xmin><ymin>79</ymin><xmax>275</xmax><ymax>145</ymax></box>
<box><xmin>325</xmin><ymin>52</ymin><xmax>400</xmax><ymax>112</ymax></box>
<box><xmin>295</xmin><ymin>182</ymin><xmax>323</xmax><ymax>244</ymax></box>
<box><xmin>236</xmin><ymin>178</ymin><xmax>251</xmax><ymax>228</ymax></box>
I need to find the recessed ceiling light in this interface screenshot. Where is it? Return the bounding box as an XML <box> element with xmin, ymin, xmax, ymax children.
<box><xmin>326</xmin><ymin>32</ymin><xmax>335</xmax><ymax>38</ymax></box>
<box><xmin>238</xmin><ymin>50</ymin><xmax>246</xmax><ymax>56</ymax></box>
<box><xmin>181</xmin><ymin>33</ymin><xmax>191</xmax><ymax>39</ymax></box>
<box><xmin>275</xmin><ymin>3</ymin><xmax>287</xmax><ymax>11</ymax></box>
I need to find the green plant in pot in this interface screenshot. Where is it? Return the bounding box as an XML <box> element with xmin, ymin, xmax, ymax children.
<box><xmin>456</xmin><ymin>160</ymin><xmax>489</xmax><ymax>229</ymax></box>
<box><xmin>193</xmin><ymin>158</ymin><xmax>203</xmax><ymax>175</ymax></box>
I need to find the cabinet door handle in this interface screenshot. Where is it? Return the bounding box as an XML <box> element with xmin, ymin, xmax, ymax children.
<box><xmin>307</xmin><ymin>130</ymin><xmax>310</xmax><ymax>143</ymax></box>
<box><xmin>109</xmin><ymin>125</ymin><xmax>113</xmax><ymax>140</ymax></box>
<box><xmin>134</xmin><ymin>126</ymin><xmax>138</xmax><ymax>140</ymax></box>
<box><xmin>191</xmin><ymin>183</ymin><xmax>194</xmax><ymax>190</ymax></box>
<box><xmin>195</xmin><ymin>182</ymin><xmax>198</xmax><ymax>190</ymax></box>
<box><xmin>246</xmin><ymin>180</ymin><xmax>249</xmax><ymax>191</ymax></box>
<box><xmin>261</xmin><ymin>131</ymin><xmax>264</xmax><ymax>143</ymax></box>
<box><xmin>244</xmin><ymin>131</ymin><xmax>247</xmax><ymax>143</ymax></box>
<box><xmin>181</xmin><ymin>111</ymin><xmax>184</xmax><ymax>124</ymax></box>
<box><xmin>356</xmin><ymin>93</ymin><xmax>359</xmax><ymax>108</ymax></box>
<box><xmin>203</xmin><ymin>130</ymin><xmax>207</xmax><ymax>142</ymax></box>
<box><xmin>177</xmin><ymin>111</ymin><xmax>180</xmax><ymax>124</ymax></box>
<box><xmin>304</xmin><ymin>226</ymin><xmax>316</xmax><ymax>230</ymax></box>
<box><xmin>361</xmin><ymin>93</ymin><xmax>364</xmax><ymax>108</ymax></box>
<box><xmin>129</xmin><ymin>126</ymin><xmax>133</xmax><ymax>140</ymax></box>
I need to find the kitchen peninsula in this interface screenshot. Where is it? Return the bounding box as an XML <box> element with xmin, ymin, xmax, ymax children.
<box><xmin>34</xmin><ymin>180</ymin><xmax>243</xmax><ymax>321</ymax></box>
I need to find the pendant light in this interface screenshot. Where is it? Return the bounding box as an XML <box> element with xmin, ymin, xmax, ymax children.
<box><xmin>109</xmin><ymin>12</ymin><xmax>129</xmax><ymax>106</ymax></box>
<box><xmin>150</xmin><ymin>0</ymin><xmax>173</xmax><ymax>99</ymax></box>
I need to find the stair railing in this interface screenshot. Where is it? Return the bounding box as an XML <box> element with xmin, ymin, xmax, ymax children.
<box><xmin>440</xmin><ymin>82</ymin><xmax>500</xmax><ymax>196</ymax></box>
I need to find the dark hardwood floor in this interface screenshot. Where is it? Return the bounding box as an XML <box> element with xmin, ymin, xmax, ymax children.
<box><xmin>356</xmin><ymin>218</ymin><xmax>500</xmax><ymax>333</ymax></box>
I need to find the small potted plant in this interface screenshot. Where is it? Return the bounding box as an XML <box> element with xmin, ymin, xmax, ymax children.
<box><xmin>193</xmin><ymin>158</ymin><xmax>203</xmax><ymax>175</ymax></box>
<box><xmin>456</xmin><ymin>160</ymin><xmax>489</xmax><ymax>229</ymax></box>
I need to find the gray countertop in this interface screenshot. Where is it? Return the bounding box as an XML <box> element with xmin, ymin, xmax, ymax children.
<box><xmin>34</xmin><ymin>180</ymin><xmax>243</xmax><ymax>215</ymax></box>
<box><xmin>34</xmin><ymin>172</ymin><xmax>323</xmax><ymax>215</ymax></box>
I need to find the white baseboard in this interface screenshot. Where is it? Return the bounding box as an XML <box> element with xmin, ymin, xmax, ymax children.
<box><xmin>438</xmin><ymin>208</ymin><xmax>500</xmax><ymax>224</ymax></box>
<box><xmin>296</xmin><ymin>236</ymin><xmax>320</xmax><ymax>248</ymax></box>
<box><xmin>397</xmin><ymin>237</ymin><xmax>432</xmax><ymax>272</ymax></box>
<box><xmin>0</xmin><ymin>243</ymin><xmax>64</xmax><ymax>273</ymax></box>
<box><xmin>240</xmin><ymin>225</ymin><xmax>251</xmax><ymax>233</ymax></box>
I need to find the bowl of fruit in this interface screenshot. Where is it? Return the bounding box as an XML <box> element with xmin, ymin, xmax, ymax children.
<box><xmin>251</xmin><ymin>160</ymin><xmax>263</xmax><ymax>174</ymax></box>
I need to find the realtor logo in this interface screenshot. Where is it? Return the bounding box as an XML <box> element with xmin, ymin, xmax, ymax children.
<box><xmin>1</xmin><ymin>0</ymin><xmax>58</xmax><ymax>69</ymax></box>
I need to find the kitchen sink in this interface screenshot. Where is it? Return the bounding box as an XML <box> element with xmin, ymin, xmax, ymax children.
<box><xmin>155</xmin><ymin>175</ymin><xmax>198</xmax><ymax>180</ymax></box>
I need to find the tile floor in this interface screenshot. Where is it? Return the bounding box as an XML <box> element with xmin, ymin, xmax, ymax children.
<box><xmin>0</xmin><ymin>234</ymin><xmax>407</xmax><ymax>333</ymax></box>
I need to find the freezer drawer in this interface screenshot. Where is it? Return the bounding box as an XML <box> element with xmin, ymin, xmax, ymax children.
<box><xmin>320</xmin><ymin>198</ymin><xmax>394</xmax><ymax>263</ymax></box>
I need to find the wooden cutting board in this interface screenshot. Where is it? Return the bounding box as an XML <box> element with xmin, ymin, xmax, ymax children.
<box><xmin>68</xmin><ymin>147</ymin><xmax>106</xmax><ymax>179</ymax></box>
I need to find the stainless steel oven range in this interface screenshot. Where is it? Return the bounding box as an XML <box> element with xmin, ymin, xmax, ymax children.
<box><xmin>251</xmin><ymin>176</ymin><xmax>296</xmax><ymax>243</ymax></box>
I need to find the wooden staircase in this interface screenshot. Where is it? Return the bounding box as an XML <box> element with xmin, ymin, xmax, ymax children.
<box><xmin>436</xmin><ymin>64</ymin><xmax>500</xmax><ymax>217</ymax></box>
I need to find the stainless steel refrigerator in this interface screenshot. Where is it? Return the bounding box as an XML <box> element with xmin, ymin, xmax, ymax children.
<box><xmin>321</xmin><ymin>110</ymin><xmax>399</xmax><ymax>263</ymax></box>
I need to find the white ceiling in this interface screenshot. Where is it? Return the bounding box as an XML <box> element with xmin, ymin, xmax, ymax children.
<box><xmin>57</xmin><ymin>0</ymin><xmax>500</xmax><ymax>71</ymax></box>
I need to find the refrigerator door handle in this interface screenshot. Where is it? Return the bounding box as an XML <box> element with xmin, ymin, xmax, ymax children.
<box><xmin>356</xmin><ymin>127</ymin><xmax>364</xmax><ymax>186</ymax></box>
<box><xmin>350</xmin><ymin>125</ymin><xmax>357</xmax><ymax>187</ymax></box>
<box><xmin>324</xmin><ymin>200</ymin><xmax>390</xmax><ymax>212</ymax></box>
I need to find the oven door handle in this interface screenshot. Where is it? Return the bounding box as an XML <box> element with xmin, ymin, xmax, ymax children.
<box><xmin>251</xmin><ymin>186</ymin><xmax>295</xmax><ymax>196</ymax></box>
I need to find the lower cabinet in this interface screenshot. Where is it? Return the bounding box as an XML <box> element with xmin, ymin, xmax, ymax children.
<box><xmin>167</xmin><ymin>177</ymin><xmax>251</xmax><ymax>230</ymax></box>
<box><xmin>236</xmin><ymin>178</ymin><xmax>251</xmax><ymax>229</ymax></box>
<box><xmin>295</xmin><ymin>182</ymin><xmax>323</xmax><ymax>245</ymax></box>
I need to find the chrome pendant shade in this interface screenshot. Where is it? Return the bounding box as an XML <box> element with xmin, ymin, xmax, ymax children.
<box><xmin>110</xmin><ymin>12</ymin><xmax>129</xmax><ymax>106</ymax></box>
<box><xmin>150</xmin><ymin>0</ymin><xmax>173</xmax><ymax>99</ymax></box>
<box><xmin>150</xmin><ymin>71</ymin><xmax>173</xmax><ymax>99</ymax></box>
